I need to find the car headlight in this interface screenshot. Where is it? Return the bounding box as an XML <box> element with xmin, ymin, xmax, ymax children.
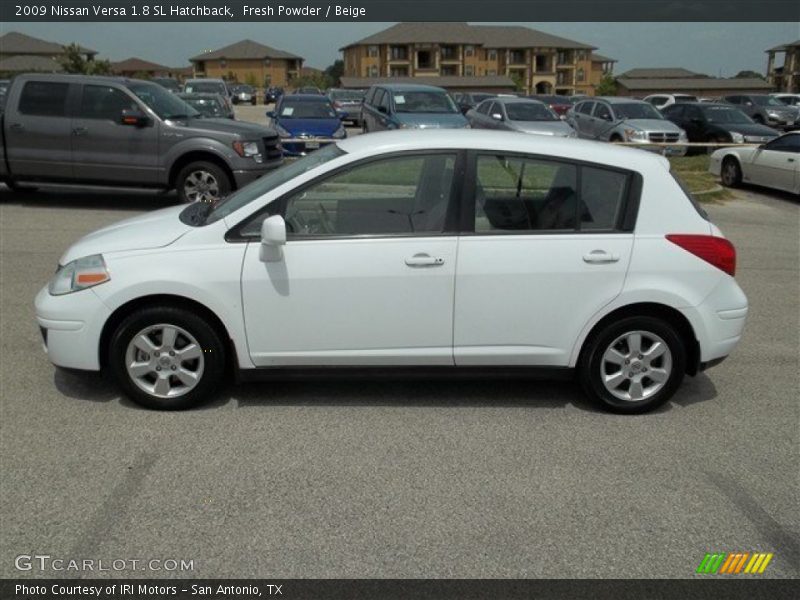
<box><xmin>48</xmin><ymin>254</ymin><xmax>110</xmax><ymax>296</ymax></box>
<box><xmin>766</xmin><ymin>110</ymin><xmax>779</xmax><ymax>117</ymax></box>
<box><xmin>332</xmin><ymin>125</ymin><xmax>346</xmax><ymax>139</ymax></box>
<box><xmin>678</xmin><ymin>130</ymin><xmax>688</xmax><ymax>141</ymax></box>
<box><xmin>624</xmin><ymin>128</ymin><xmax>648</xmax><ymax>141</ymax></box>
<box><xmin>730</xmin><ymin>131</ymin><xmax>744</xmax><ymax>143</ymax></box>
<box><xmin>232</xmin><ymin>140</ymin><xmax>261</xmax><ymax>157</ymax></box>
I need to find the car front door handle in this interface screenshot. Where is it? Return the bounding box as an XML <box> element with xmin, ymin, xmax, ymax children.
<box><xmin>405</xmin><ymin>253</ymin><xmax>444</xmax><ymax>267</ymax></box>
<box><xmin>72</xmin><ymin>127</ymin><xmax>88</xmax><ymax>136</ymax></box>
<box><xmin>583</xmin><ymin>250</ymin><xmax>620</xmax><ymax>264</ymax></box>
<box><xmin>9</xmin><ymin>123</ymin><xmax>24</xmax><ymax>131</ymax></box>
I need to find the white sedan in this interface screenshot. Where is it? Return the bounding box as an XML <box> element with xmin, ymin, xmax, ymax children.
<box><xmin>35</xmin><ymin>130</ymin><xmax>748</xmax><ymax>414</ymax></box>
<box><xmin>709</xmin><ymin>131</ymin><xmax>800</xmax><ymax>194</ymax></box>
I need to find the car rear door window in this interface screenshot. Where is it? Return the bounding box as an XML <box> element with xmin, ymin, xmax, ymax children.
<box><xmin>594</xmin><ymin>103</ymin><xmax>612</xmax><ymax>121</ymax></box>
<box><xmin>281</xmin><ymin>153</ymin><xmax>458</xmax><ymax>237</ymax></box>
<box><xmin>577</xmin><ymin>101</ymin><xmax>594</xmax><ymax>115</ymax></box>
<box><xmin>473</xmin><ymin>154</ymin><xmax>634</xmax><ymax>233</ymax></box>
<box><xmin>18</xmin><ymin>81</ymin><xmax>70</xmax><ymax>117</ymax></box>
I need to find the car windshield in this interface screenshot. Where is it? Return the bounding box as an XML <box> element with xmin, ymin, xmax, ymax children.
<box><xmin>180</xmin><ymin>96</ymin><xmax>224</xmax><ymax>118</ymax></box>
<box><xmin>128</xmin><ymin>82</ymin><xmax>199</xmax><ymax>119</ymax></box>
<box><xmin>198</xmin><ymin>144</ymin><xmax>346</xmax><ymax>225</ymax></box>
<box><xmin>505</xmin><ymin>102</ymin><xmax>558</xmax><ymax>121</ymax></box>
<box><xmin>279</xmin><ymin>99</ymin><xmax>336</xmax><ymax>119</ymax></box>
<box><xmin>472</xmin><ymin>93</ymin><xmax>495</xmax><ymax>103</ymax></box>
<box><xmin>675</xmin><ymin>96</ymin><xmax>698</xmax><ymax>103</ymax></box>
<box><xmin>613</xmin><ymin>103</ymin><xmax>663</xmax><ymax>120</ymax></box>
<box><xmin>236</xmin><ymin>85</ymin><xmax>254</xmax><ymax>93</ymax></box>
<box><xmin>775</xmin><ymin>96</ymin><xmax>800</xmax><ymax>106</ymax></box>
<box><xmin>153</xmin><ymin>78</ymin><xmax>180</xmax><ymax>92</ymax></box>
<box><xmin>535</xmin><ymin>95</ymin><xmax>571</xmax><ymax>104</ymax></box>
<box><xmin>185</xmin><ymin>81</ymin><xmax>226</xmax><ymax>95</ymax></box>
<box><xmin>331</xmin><ymin>90</ymin><xmax>364</xmax><ymax>101</ymax></box>
<box><xmin>752</xmin><ymin>95</ymin><xmax>784</xmax><ymax>107</ymax></box>
<box><xmin>701</xmin><ymin>106</ymin><xmax>754</xmax><ymax>124</ymax></box>
<box><xmin>393</xmin><ymin>91</ymin><xmax>458</xmax><ymax>114</ymax></box>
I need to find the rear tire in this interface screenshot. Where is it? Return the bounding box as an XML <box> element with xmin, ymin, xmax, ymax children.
<box><xmin>109</xmin><ymin>306</ymin><xmax>226</xmax><ymax>410</ymax></box>
<box><xmin>579</xmin><ymin>316</ymin><xmax>686</xmax><ymax>414</ymax></box>
<box><xmin>176</xmin><ymin>161</ymin><xmax>231</xmax><ymax>204</ymax></box>
<box><xmin>721</xmin><ymin>157</ymin><xmax>742</xmax><ymax>188</ymax></box>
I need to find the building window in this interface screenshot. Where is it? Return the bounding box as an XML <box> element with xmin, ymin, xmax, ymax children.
<box><xmin>465</xmin><ymin>65</ymin><xmax>475</xmax><ymax>76</ymax></box>
<box><xmin>441</xmin><ymin>65</ymin><xmax>458</xmax><ymax>76</ymax></box>
<box><xmin>465</xmin><ymin>45</ymin><xmax>475</xmax><ymax>57</ymax></box>
<box><xmin>577</xmin><ymin>68</ymin><xmax>585</xmax><ymax>82</ymax></box>
<box><xmin>510</xmin><ymin>50</ymin><xmax>526</xmax><ymax>64</ymax></box>
<box><xmin>440</xmin><ymin>45</ymin><xmax>458</xmax><ymax>60</ymax></box>
<box><xmin>264</xmin><ymin>58</ymin><xmax>271</xmax><ymax>66</ymax></box>
<box><xmin>417</xmin><ymin>50</ymin><xmax>434</xmax><ymax>69</ymax></box>
<box><xmin>487</xmin><ymin>49</ymin><xmax>497</xmax><ymax>61</ymax></box>
<box><xmin>390</xmin><ymin>45</ymin><xmax>408</xmax><ymax>60</ymax></box>
<box><xmin>390</xmin><ymin>66</ymin><xmax>409</xmax><ymax>77</ymax></box>
<box><xmin>368</xmin><ymin>45</ymin><xmax>379</xmax><ymax>58</ymax></box>
<box><xmin>487</xmin><ymin>69</ymin><xmax>497</xmax><ymax>76</ymax></box>
<box><xmin>368</xmin><ymin>65</ymin><xmax>378</xmax><ymax>77</ymax></box>
<box><xmin>535</xmin><ymin>55</ymin><xmax>550</xmax><ymax>72</ymax></box>
<box><xmin>220</xmin><ymin>59</ymin><xmax>227</xmax><ymax>68</ymax></box>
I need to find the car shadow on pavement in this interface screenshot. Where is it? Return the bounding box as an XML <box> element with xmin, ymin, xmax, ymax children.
<box><xmin>53</xmin><ymin>368</ymin><xmax>719</xmax><ymax>414</ymax></box>
<box><xmin>0</xmin><ymin>185</ymin><xmax>177</xmax><ymax>212</ymax></box>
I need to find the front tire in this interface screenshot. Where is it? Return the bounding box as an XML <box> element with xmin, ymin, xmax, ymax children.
<box><xmin>579</xmin><ymin>316</ymin><xmax>686</xmax><ymax>414</ymax></box>
<box><xmin>176</xmin><ymin>161</ymin><xmax>231</xmax><ymax>204</ymax></box>
<box><xmin>721</xmin><ymin>157</ymin><xmax>742</xmax><ymax>188</ymax></box>
<box><xmin>109</xmin><ymin>307</ymin><xmax>226</xmax><ymax>410</ymax></box>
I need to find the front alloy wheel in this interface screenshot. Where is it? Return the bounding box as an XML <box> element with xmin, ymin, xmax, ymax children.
<box><xmin>176</xmin><ymin>161</ymin><xmax>232</xmax><ymax>204</ymax></box>
<box><xmin>110</xmin><ymin>307</ymin><xmax>225</xmax><ymax>410</ymax></box>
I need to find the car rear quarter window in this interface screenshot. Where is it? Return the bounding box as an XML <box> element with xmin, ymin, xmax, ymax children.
<box><xmin>18</xmin><ymin>81</ymin><xmax>70</xmax><ymax>117</ymax></box>
<box><xmin>580</xmin><ymin>167</ymin><xmax>628</xmax><ymax>230</ymax></box>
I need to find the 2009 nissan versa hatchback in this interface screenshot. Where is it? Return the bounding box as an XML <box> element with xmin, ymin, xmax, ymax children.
<box><xmin>35</xmin><ymin>131</ymin><xmax>748</xmax><ymax>414</ymax></box>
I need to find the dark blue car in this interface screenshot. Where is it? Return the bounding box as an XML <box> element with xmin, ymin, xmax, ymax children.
<box><xmin>267</xmin><ymin>94</ymin><xmax>346</xmax><ymax>156</ymax></box>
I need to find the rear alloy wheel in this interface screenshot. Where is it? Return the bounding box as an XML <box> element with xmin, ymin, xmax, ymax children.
<box><xmin>721</xmin><ymin>157</ymin><xmax>742</xmax><ymax>188</ymax></box>
<box><xmin>579</xmin><ymin>316</ymin><xmax>686</xmax><ymax>414</ymax></box>
<box><xmin>176</xmin><ymin>161</ymin><xmax>231</xmax><ymax>204</ymax></box>
<box><xmin>110</xmin><ymin>307</ymin><xmax>225</xmax><ymax>410</ymax></box>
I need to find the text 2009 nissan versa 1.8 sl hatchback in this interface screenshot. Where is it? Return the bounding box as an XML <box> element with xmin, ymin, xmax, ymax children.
<box><xmin>35</xmin><ymin>131</ymin><xmax>747</xmax><ymax>414</ymax></box>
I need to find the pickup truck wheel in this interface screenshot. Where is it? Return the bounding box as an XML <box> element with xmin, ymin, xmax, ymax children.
<box><xmin>110</xmin><ymin>306</ymin><xmax>226</xmax><ymax>410</ymax></box>
<box><xmin>176</xmin><ymin>161</ymin><xmax>231</xmax><ymax>204</ymax></box>
<box><xmin>579</xmin><ymin>316</ymin><xmax>686</xmax><ymax>414</ymax></box>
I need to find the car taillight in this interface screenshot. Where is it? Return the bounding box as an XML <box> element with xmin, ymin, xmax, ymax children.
<box><xmin>666</xmin><ymin>234</ymin><xmax>736</xmax><ymax>276</ymax></box>
<box><xmin>333</xmin><ymin>101</ymin><xmax>342</xmax><ymax>108</ymax></box>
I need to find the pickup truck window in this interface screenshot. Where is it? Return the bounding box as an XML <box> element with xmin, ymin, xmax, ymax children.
<box><xmin>128</xmin><ymin>82</ymin><xmax>198</xmax><ymax>120</ymax></box>
<box><xmin>19</xmin><ymin>81</ymin><xmax>69</xmax><ymax>117</ymax></box>
<box><xmin>79</xmin><ymin>85</ymin><xmax>139</xmax><ymax>121</ymax></box>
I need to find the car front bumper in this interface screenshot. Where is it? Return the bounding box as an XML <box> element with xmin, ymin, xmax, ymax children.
<box><xmin>35</xmin><ymin>285</ymin><xmax>111</xmax><ymax>371</ymax></box>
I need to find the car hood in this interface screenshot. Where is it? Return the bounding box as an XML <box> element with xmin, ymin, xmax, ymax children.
<box><xmin>510</xmin><ymin>120</ymin><xmax>576</xmax><ymax>136</ymax></box>
<box><xmin>395</xmin><ymin>113</ymin><xmax>469</xmax><ymax>129</ymax></box>
<box><xmin>278</xmin><ymin>118</ymin><xmax>342</xmax><ymax>136</ymax></box>
<box><xmin>621</xmin><ymin>119</ymin><xmax>683</xmax><ymax>132</ymax></box>
<box><xmin>712</xmin><ymin>122</ymin><xmax>780</xmax><ymax>136</ymax></box>
<box><xmin>182</xmin><ymin>118</ymin><xmax>275</xmax><ymax>138</ymax></box>
<box><xmin>60</xmin><ymin>205</ymin><xmax>191</xmax><ymax>265</ymax></box>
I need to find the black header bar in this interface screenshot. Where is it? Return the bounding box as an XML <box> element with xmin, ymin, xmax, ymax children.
<box><xmin>2</xmin><ymin>0</ymin><xmax>799</xmax><ymax>22</ymax></box>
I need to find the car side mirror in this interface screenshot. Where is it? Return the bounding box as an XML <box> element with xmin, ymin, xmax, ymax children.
<box><xmin>377</xmin><ymin>105</ymin><xmax>388</xmax><ymax>114</ymax></box>
<box><xmin>266</xmin><ymin>110</ymin><xmax>276</xmax><ymax>119</ymax></box>
<box><xmin>259</xmin><ymin>215</ymin><xmax>286</xmax><ymax>263</ymax></box>
<box><xmin>690</xmin><ymin>117</ymin><xmax>703</xmax><ymax>124</ymax></box>
<box><xmin>491</xmin><ymin>113</ymin><xmax>504</xmax><ymax>121</ymax></box>
<box><xmin>120</xmin><ymin>108</ymin><xmax>150</xmax><ymax>127</ymax></box>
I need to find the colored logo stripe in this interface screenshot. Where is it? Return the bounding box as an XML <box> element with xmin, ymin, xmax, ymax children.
<box><xmin>697</xmin><ymin>552</ymin><xmax>774</xmax><ymax>574</ymax></box>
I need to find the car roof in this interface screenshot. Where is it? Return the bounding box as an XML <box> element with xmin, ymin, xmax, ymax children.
<box><xmin>595</xmin><ymin>97</ymin><xmax>649</xmax><ymax>104</ymax></box>
<box><xmin>178</xmin><ymin>92</ymin><xmax>223</xmax><ymax>99</ymax></box>
<box><xmin>185</xmin><ymin>78</ymin><xmax>226</xmax><ymax>84</ymax></box>
<box><xmin>496</xmin><ymin>97</ymin><xmax>546</xmax><ymax>105</ymax></box>
<box><xmin>11</xmin><ymin>73</ymin><xmax>151</xmax><ymax>86</ymax></box>
<box><xmin>336</xmin><ymin>129</ymin><xmax>669</xmax><ymax>171</ymax></box>
<box><xmin>281</xmin><ymin>94</ymin><xmax>332</xmax><ymax>102</ymax></box>
<box><xmin>373</xmin><ymin>83</ymin><xmax>447</xmax><ymax>92</ymax></box>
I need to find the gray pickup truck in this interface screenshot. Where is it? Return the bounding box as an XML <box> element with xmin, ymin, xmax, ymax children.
<box><xmin>0</xmin><ymin>74</ymin><xmax>283</xmax><ymax>202</ymax></box>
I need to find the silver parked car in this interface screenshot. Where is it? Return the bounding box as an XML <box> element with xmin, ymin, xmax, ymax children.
<box><xmin>466</xmin><ymin>97</ymin><xmax>577</xmax><ymax>137</ymax></box>
<box><xmin>567</xmin><ymin>97</ymin><xmax>688</xmax><ymax>156</ymax></box>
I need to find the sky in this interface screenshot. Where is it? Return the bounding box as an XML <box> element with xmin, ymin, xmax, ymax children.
<box><xmin>5</xmin><ymin>22</ymin><xmax>799</xmax><ymax>75</ymax></box>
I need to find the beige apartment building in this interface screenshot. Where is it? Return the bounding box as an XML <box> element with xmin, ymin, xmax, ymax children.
<box><xmin>766</xmin><ymin>39</ymin><xmax>799</xmax><ymax>93</ymax></box>
<box><xmin>340</xmin><ymin>23</ymin><xmax>614</xmax><ymax>95</ymax></box>
<box><xmin>189</xmin><ymin>39</ymin><xmax>303</xmax><ymax>87</ymax></box>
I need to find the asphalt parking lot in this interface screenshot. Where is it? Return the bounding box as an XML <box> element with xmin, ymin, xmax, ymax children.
<box><xmin>0</xmin><ymin>166</ymin><xmax>798</xmax><ymax>577</ymax></box>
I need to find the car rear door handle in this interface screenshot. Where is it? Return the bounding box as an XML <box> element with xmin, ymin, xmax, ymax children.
<box><xmin>583</xmin><ymin>250</ymin><xmax>620</xmax><ymax>264</ymax></box>
<box><xmin>405</xmin><ymin>253</ymin><xmax>444</xmax><ymax>267</ymax></box>
<box><xmin>72</xmin><ymin>127</ymin><xmax>88</xmax><ymax>136</ymax></box>
<box><xmin>9</xmin><ymin>123</ymin><xmax>24</xmax><ymax>131</ymax></box>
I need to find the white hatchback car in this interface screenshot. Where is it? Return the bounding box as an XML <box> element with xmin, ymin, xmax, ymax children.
<box><xmin>35</xmin><ymin>131</ymin><xmax>748</xmax><ymax>414</ymax></box>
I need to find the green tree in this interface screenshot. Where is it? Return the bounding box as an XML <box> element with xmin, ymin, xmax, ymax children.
<box><xmin>324</xmin><ymin>60</ymin><xmax>344</xmax><ymax>87</ymax></box>
<box><xmin>58</xmin><ymin>43</ymin><xmax>112</xmax><ymax>75</ymax></box>
<box><xmin>244</xmin><ymin>72</ymin><xmax>258</xmax><ymax>86</ymax></box>
<box><xmin>595</xmin><ymin>73</ymin><xmax>617</xmax><ymax>96</ymax></box>
<box><xmin>509</xmin><ymin>72</ymin><xmax>525</xmax><ymax>92</ymax></box>
<box><xmin>734</xmin><ymin>70</ymin><xmax>765</xmax><ymax>79</ymax></box>
<box><xmin>291</xmin><ymin>73</ymin><xmax>334</xmax><ymax>91</ymax></box>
